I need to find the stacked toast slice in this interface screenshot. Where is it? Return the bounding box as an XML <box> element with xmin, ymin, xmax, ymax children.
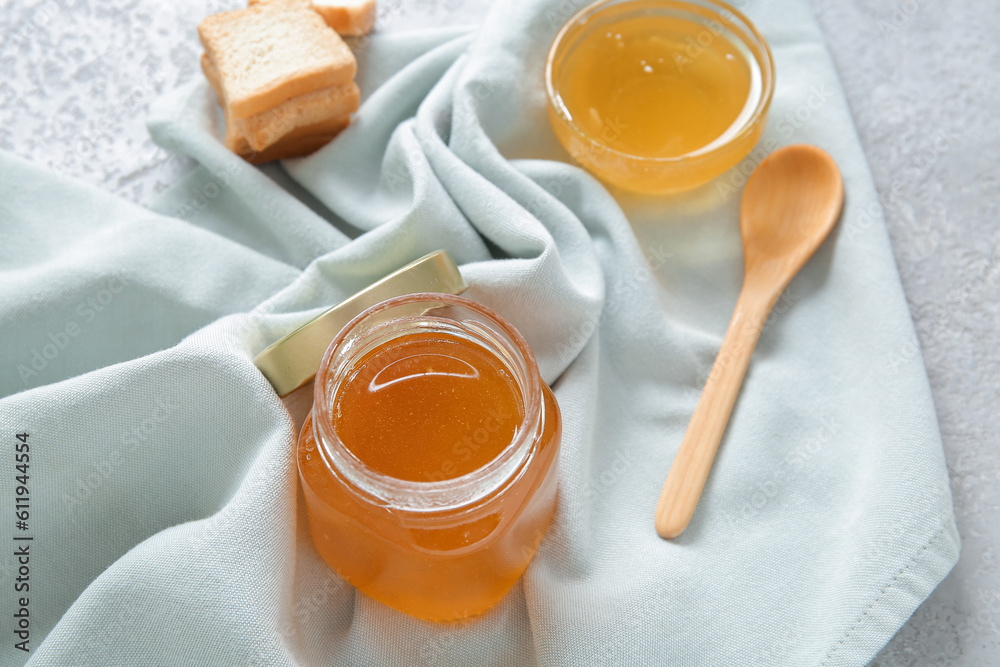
<box><xmin>198</xmin><ymin>0</ymin><xmax>371</xmax><ymax>163</ymax></box>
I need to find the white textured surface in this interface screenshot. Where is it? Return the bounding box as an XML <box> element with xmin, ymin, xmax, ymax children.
<box><xmin>812</xmin><ymin>2</ymin><xmax>1000</xmax><ymax>665</ymax></box>
<box><xmin>0</xmin><ymin>0</ymin><xmax>995</xmax><ymax>663</ymax></box>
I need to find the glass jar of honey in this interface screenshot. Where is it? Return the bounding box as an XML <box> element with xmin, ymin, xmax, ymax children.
<box><xmin>298</xmin><ymin>293</ymin><xmax>561</xmax><ymax>621</ymax></box>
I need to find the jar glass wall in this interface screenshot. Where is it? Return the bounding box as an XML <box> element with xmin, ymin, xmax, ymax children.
<box><xmin>297</xmin><ymin>293</ymin><xmax>561</xmax><ymax>621</ymax></box>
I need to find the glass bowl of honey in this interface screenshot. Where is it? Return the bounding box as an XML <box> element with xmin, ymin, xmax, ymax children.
<box><xmin>298</xmin><ymin>293</ymin><xmax>561</xmax><ymax>621</ymax></box>
<box><xmin>546</xmin><ymin>0</ymin><xmax>775</xmax><ymax>194</ymax></box>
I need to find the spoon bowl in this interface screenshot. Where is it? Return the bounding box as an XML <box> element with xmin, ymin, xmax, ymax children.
<box><xmin>741</xmin><ymin>145</ymin><xmax>844</xmax><ymax>291</ymax></box>
<box><xmin>655</xmin><ymin>144</ymin><xmax>844</xmax><ymax>539</ymax></box>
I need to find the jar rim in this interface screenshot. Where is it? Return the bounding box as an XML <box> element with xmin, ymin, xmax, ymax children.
<box><xmin>311</xmin><ymin>292</ymin><xmax>545</xmax><ymax>513</ymax></box>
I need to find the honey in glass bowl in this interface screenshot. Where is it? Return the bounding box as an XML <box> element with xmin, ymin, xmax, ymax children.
<box><xmin>298</xmin><ymin>293</ymin><xmax>561</xmax><ymax>621</ymax></box>
<box><xmin>546</xmin><ymin>0</ymin><xmax>775</xmax><ymax>194</ymax></box>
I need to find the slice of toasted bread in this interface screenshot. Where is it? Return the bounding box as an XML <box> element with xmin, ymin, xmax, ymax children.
<box><xmin>202</xmin><ymin>53</ymin><xmax>359</xmax><ymax>151</ymax></box>
<box><xmin>312</xmin><ymin>0</ymin><xmax>377</xmax><ymax>36</ymax></box>
<box><xmin>249</xmin><ymin>0</ymin><xmax>377</xmax><ymax>36</ymax></box>
<box><xmin>201</xmin><ymin>53</ymin><xmax>349</xmax><ymax>163</ymax></box>
<box><xmin>236</xmin><ymin>81</ymin><xmax>359</xmax><ymax>151</ymax></box>
<box><xmin>198</xmin><ymin>1</ymin><xmax>356</xmax><ymax>119</ymax></box>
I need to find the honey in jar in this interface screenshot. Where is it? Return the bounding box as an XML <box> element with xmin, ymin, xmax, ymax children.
<box><xmin>332</xmin><ymin>331</ymin><xmax>523</xmax><ymax>482</ymax></box>
<box><xmin>298</xmin><ymin>293</ymin><xmax>561</xmax><ymax>621</ymax></box>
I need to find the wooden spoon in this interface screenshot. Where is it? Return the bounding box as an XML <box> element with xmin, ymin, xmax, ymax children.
<box><xmin>655</xmin><ymin>145</ymin><xmax>844</xmax><ymax>539</ymax></box>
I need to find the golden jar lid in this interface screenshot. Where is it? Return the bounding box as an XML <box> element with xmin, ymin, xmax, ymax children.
<box><xmin>254</xmin><ymin>250</ymin><xmax>467</xmax><ymax>396</ymax></box>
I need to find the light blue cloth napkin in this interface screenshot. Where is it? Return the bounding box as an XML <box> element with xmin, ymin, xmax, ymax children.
<box><xmin>0</xmin><ymin>0</ymin><xmax>958</xmax><ymax>664</ymax></box>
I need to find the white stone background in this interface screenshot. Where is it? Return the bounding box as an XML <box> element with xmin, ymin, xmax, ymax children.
<box><xmin>1</xmin><ymin>0</ymin><xmax>997</xmax><ymax>664</ymax></box>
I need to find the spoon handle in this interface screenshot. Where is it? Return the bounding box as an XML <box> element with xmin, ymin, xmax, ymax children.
<box><xmin>655</xmin><ymin>287</ymin><xmax>771</xmax><ymax>539</ymax></box>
